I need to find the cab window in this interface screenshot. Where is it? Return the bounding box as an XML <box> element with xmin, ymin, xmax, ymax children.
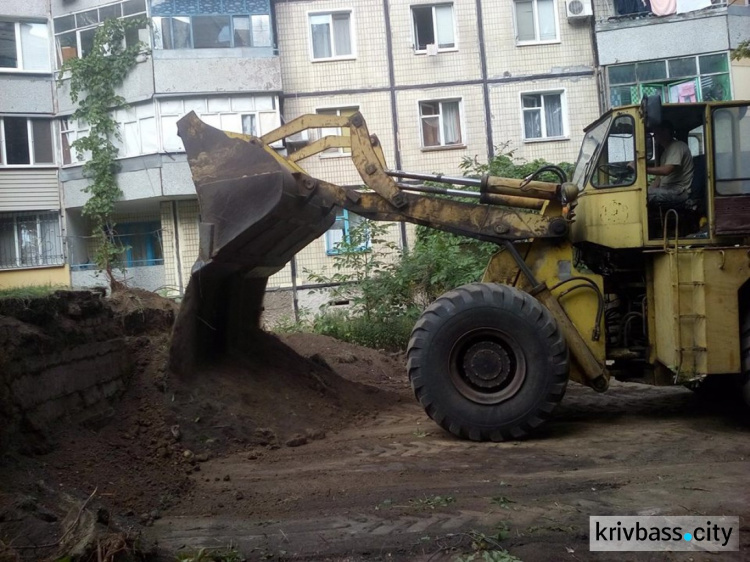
<box><xmin>591</xmin><ymin>115</ymin><xmax>636</xmax><ymax>189</ymax></box>
<box><xmin>713</xmin><ymin>106</ymin><xmax>750</xmax><ymax>195</ymax></box>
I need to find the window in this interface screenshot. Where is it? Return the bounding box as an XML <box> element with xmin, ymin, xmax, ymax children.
<box><xmin>115</xmin><ymin>221</ymin><xmax>163</xmax><ymax>267</ymax></box>
<box><xmin>316</xmin><ymin>107</ymin><xmax>358</xmax><ymax>155</ymax></box>
<box><xmin>309</xmin><ymin>12</ymin><xmax>353</xmax><ymax>60</ymax></box>
<box><xmin>152</xmin><ymin>14</ymin><xmax>271</xmax><ymax>49</ymax></box>
<box><xmin>412</xmin><ymin>4</ymin><xmax>455</xmax><ymax>52</ymax></box>
<box><xmin>0</xmin><ymin>21</ymin><xmax>51</xmax><ymax>72</ymax></box>
<box><xmin>325</xmin><ymin>210</ymin><xmax>369</xmax><ymax>255</ymax></box>
<box><xmin>514</xmin><ymin>0</ymin><xmax>558</xmax><ymax>44</ymax></box>
<box><xmin>53</xmin><ymin>0</ymin><xmax>147</xmax><ymax>65</ymax></box>
<box><xmin>0</xmin><ymin>211</ymin><xmax>64</xmax><ymax>270</ymax></box>
<box><xmin>419</xmin><ymin>100</ymin><xmax>462</xmax><ymax>148</ymax></box>
<box><xmin>61</xmin><ymin>102</ymin><xmax>156</xmax><ymax>164</ymax></box>
<box><xmin>713</xmin><ymin>105</ymin><xmax>750</xmax><ymax>195</ymax></box>
<box><xmin>158</xmin><ymin>96</ymin><xmax>277</xmax><ymax>152</ymax></box>
<box><xmin>608</xmin><ymin>53</ymin><xmax>732</xmax><ymax>107</ymax></box>
<box><xmin>0</xmin><ymin>118</ymin><xmax>54</xmax><ymax>166</ymax></box>
<box><xmin>521</xmin><ymin>92</ymin><xmax>565</xmax><ymax>140</ymax></box>
<box><xmin>591</xmin><ymin>115</ymin><xmax>636</xmax><ymax>189</ymax></box>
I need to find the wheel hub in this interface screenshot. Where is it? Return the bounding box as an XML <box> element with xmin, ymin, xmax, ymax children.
<box><xmin>449</xmin><ymin>328</ymin><xmax>527</xmax><ymax>405</ymax></box>
<box><xmin>463</xmin><ymin>342</ymin><xmax>511</xmax><ymax>389</ymax></box>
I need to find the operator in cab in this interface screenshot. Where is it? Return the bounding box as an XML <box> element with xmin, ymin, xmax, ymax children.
<box><xmin>644</xmin><ymin>121</ymin><xmax>694</xmax><ymax>208</ymax></box>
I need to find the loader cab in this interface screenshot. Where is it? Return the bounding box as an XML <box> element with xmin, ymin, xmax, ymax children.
<box><xmin>570</xmin><ymin>99</ymin><xmax>750</xmax><ymax>248</ymax></box>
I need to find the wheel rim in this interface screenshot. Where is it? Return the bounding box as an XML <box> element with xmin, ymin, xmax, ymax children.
<box><xmin>448</xmin><ymin>327</ymin><xmax>527</xmax><ymax>405</ymax></box>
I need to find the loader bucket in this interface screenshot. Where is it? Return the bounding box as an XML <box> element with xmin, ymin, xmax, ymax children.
<box><xmin>169</xmin><ymin>112</ymin><xmax>337</xmax><ymax>374</ymax></box>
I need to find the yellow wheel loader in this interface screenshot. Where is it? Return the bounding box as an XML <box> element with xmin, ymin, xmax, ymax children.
<box><xmin>169</xmin><ymin>97</ymin><xmax>750</xmax><ymax>441</ymax></box>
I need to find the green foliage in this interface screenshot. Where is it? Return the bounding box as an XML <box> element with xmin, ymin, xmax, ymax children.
<box><xmin>305</xmin><ymin>148</ymin><xmax>572</xmax><ymax>351</ymax></box>
<box><xmin>732</xmin><ymin>39</ymin><xmax>750</xmax><ymax>61</ymax></box>
<box><xmin>57</xmin><ymin>18</ymin><xmax>149</xmax><ymax>288</ymax></box>
<box><xmin>453</xmin><ymin>527</ymin><xmax>521</xmax><ymax>562</ymax></box>
<box><xmin>0</xmin><ymin>284</ymin><xmax>67</xmax><ymax>300</ymax></box>
<box><xmin>409</xmin><ymin>494</ymin><xmax>456</xmax><ymax>510</ymax></box>
<box><xmin>459</xmin><ymin>141</ymin><xmax>573</xmax><ymax>182</ymax></box>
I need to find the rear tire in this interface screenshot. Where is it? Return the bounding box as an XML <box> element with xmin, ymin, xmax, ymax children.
<box><xmin>407</xmin><ymin>283</ymin><xmax>569</xmax><ymax>441</ymax></box>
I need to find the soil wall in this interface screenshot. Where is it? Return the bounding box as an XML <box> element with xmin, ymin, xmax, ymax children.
<box><xmin>0</xmin><ymin>291</ymin><xmax>133</xmax><ymax>453</ymax></box>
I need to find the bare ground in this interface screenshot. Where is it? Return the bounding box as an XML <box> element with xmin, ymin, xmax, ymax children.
<box><xmin>1</xmin><ymin>292</ymin><xmax>749</xmax><ymax>561</ymax></box>
<box><xmin>148</xmin><ymin>335</ymin><xmax>750</xmax><ymax>562</ymax></box>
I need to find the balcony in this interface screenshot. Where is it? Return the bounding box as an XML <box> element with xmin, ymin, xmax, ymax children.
<box><xmin>596</xmin><ymin>0</ymin><xmax>727</xmax><ymax>26</ymax></box>
<box><xmin>595</xmin><ymin>0</ymin><xmax>733</xmax><ymax>66</ymax></box>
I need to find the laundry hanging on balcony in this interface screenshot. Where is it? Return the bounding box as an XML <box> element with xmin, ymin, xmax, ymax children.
<box><xmin>649</xmin><ymin>0</ymin><xmax>677</xmax><ymax>16</ymax></box>
<box><xmin>676</xmin><ymin>0</ymin><xmax>711</xmax><ymax>14</ymax></box>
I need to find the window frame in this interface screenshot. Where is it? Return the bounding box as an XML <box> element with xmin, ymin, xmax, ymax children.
<box><xmin>0</xmin><ymin>20</ymin><xmax>52</xmax><ymax>73</ymax></box>
<box><xmin>519</xmin><ymin>89</ymin><xmax>568</xmax><ymax>143</ymax></box>
<box><xmin>307</xmin><ymin>10</ymin><xmax>356</xmax><ymax>62</ymax></box>
<box><xmin>410</xmin><ymin>3</ymin><xmax>457</xmax><ymax>54</ymax></box>
<box><xmin>315</xmin><ymin>106</ymin><xmax>360</xmax><ymax>157</ymax></box>
<box><xmin>0</xmin><ymin>117</ymin><xmax>56</xmax><ymax>167</ymax></box>
<box><xmin>53</xmin><ymin>0</ymin><xmax>148</xmax><ymax>67</ymax></box>
<box><xmin>513</xmin><ymin>0</ymin><xmax>560</xmax><ymax>46</ymax></box>
<box><xmin>325</xmin><ymin>209</ymin><xmax>370</xmax><ymax>255</ymax></box>
<box><xmin>418</xmin><ymin>98</ymin><xmax>465</xmax><ymax>150</ymax></box>
<box><xmin>607</xmin><ymin>52</ymin><xmax>733</xmax><ymax>108</ymax></box>
<box><xmin>0</xmin><ymin>211</ymin><xmax>65</xmax><ymax>270</ymax></box>
<box><xmin>152</xmin><ymin>14</ymin><xmax>272</xmax><ymax>50</ymax></box>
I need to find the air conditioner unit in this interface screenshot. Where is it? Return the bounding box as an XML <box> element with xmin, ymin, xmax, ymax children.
<box><xmin>566</xmin><ymin>0</ymin><xmax>593</xmax><ymax>20</ymax></box>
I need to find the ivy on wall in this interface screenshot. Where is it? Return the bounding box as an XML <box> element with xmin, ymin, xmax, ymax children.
<box><xmin>57</xmin><ymin>17</ymin><xmax>149</xmax><ymax>289</ymax></box>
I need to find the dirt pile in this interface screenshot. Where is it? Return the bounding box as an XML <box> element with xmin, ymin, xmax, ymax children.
<box><xmin>0</xmin><ymin>288</ymin><xmax>405</xmax><ymax>560</ymax></box>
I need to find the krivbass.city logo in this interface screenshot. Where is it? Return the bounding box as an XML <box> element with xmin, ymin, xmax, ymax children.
<box><xmin>590</xmin><ymin>516</ymin><xmax>739</xmax><ymax>552</ymax></box>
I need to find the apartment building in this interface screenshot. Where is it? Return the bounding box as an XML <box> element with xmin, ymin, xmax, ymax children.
<box><xmin>1</xmin><ymin>0</ymin><xmax>283</xmax><ymax>294</ymax></box>
<box><xmin>593</xmin><ymin>0</ymin><xmax>750</xmax><ymax>108</ymax></box>
<box><xmin>0</xmin><ymin>0</ymin><xmax>607</xmax><ymax>317</ymax></box>
<box><xmin>270</xmin><ymin>0</ymin><xmax>603</xmax><ymax>303</ymax></box>
<box><xmin>0</xmin><ymin>0</ymin><xmax>68</xmax><ymax>288</ymax></box>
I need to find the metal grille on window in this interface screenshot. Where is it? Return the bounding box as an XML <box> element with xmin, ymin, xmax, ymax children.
<box><xmin>0</xmin><ymin>212</ymin><xmax>65</xmax><ymax>269</ymax></box>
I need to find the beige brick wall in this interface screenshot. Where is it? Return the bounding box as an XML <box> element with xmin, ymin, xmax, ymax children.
<box><xmin>160</xmin><ymin>202</ymin><xmax>177</xmax><ymax>290</ymax></box>
<box><xmin>483</xmin><ymin>0</ymin><xmax>595</xmax><ymax>78</ymax></box>
<box><xmin>282</xmin><ymin>91</ymin><xmax>396</xmax><ymax>186</ymax></box>
<box><xmin>276</xmin><ymin>0</ymin><xmax>390</xmax><ymax>94</ymax></box>
<box><xmin>396</xmin><ymin>84</ymin><xmax>486</xmax><ymax>174</ymax></box>
<box><xmin>389</xmin><ymin>0</ymin><xmax>482</xmax><ymax>86</ymax></box>
<box><xmin>489</xmin><ymin>75</ymin><xmax>600</xmax><ymax>163</ymax></box>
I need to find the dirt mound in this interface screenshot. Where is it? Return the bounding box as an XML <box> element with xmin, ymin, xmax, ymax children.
<box><xmin>0</xmin><ymin>288</ymin><xmax>405</xmax><ymax>559</ymax></box>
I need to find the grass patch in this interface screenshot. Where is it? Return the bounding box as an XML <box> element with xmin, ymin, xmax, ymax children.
<box><xmin>0</xmin><ymin>284</ymin><xmax>68</xmax><ymax>300</ymax></box>
<box><xmin>409</xmin><ymin>494</ymin><xmax>456</xmax><ymax>510</ymax></box>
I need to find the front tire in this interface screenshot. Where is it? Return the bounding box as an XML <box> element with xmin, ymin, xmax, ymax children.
<box><xmin>407</xmin><ymin>283</ymin><xmax>569</xmax><ymax>441</ymax></box>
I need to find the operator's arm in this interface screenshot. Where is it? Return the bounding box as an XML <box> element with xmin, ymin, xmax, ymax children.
<box><xmin>646</xmin><ymin>163</ymin><xmax>677</xmax><ymax>176</ymax></box>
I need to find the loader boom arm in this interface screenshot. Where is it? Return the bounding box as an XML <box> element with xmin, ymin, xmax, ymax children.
<box><xmin>169</xmin><ymin>111</ymin><xmax>580</xmax><ymax>375</ymax></box>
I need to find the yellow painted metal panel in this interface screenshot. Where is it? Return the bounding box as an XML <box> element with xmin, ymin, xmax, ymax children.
<box><xmin>652</xmin><ymin>247</ymin><xmax>750</xmax><ymax>378</ymax></box>
<box><xmin>483</xmin><ymin>240</ymin><xmax>606</xmax><ymax>365</ymax></box>
<box><xmin>0</xmin><ymin>265</ymin><xmax>70</xmax><ymax>290</ymax></box>
<box><xmin>570</xmin><ymin>187</ymin><xmax>644</xmax><ymax>248</ymax></box>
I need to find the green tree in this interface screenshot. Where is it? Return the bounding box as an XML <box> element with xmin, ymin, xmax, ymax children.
<box><xmin>732</xmin><ymin>39</ymin><xmax>750</xmax><ymax>61</ymax></box>
<box><xmin>57</xmin><ymin>18</ymin><xmax>149</xmax><ymax>289</ymax></box>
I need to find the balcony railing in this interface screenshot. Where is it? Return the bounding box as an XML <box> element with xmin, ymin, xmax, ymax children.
<box><xmin>603</xmin><ymin>0</ymin><xmax>727</xmax><ymax>21</ymax></box>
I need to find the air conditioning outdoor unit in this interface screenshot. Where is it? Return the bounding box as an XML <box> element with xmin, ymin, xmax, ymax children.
<box><xmin>566</xmin><ymin>0</ymin><xmax>593</xmax><ymax>20</ymax></box>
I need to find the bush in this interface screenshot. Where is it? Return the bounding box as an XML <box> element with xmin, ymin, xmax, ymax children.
<box><xmin>302</xmin><ymin>147</ymin><xmax>573</xmax><ymax>351</ymax></box>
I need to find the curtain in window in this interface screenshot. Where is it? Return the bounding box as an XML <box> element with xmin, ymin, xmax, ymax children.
<box><xmin>435</xmin><ymin>5</ymin><xmax>454</xmax><ymax>48</ymax></box>
<box><xmin>39</xmin><ymin>215</ymin><xmax>63</xmax><ymax>266</ymax></box>
<box><xmin>420</xmin><ymin>102</ymin><xmax>440</xmax><ymax>147</ymax></box>
<box><xmin>442</xmin><ymin>102</ymin><xmax>462</xmax><ymax>145</ymax></box>
<box><xmin>311</xmin><ymin>16</ymin><xmax>332</xmax><ymax>58</ymax></box>
<box><xmin>537</xmin><ymin>0</ymin><xmax>557</xmax><ymax>41</ymax></box>
<box><xmin>252</xmin><ymin>15</ymin><xmax>271</xmax><ymax>47</ymax></box>
<box><xmin>515</xmin><ymin>0</ymin><xmax>535</xmax><ymax>41</ymax></box>
<box><xmin>20</xmin><ymin>23</ymin><xmax>50</xmax><ymax>71</ymax></box>
<box><xmin>172</xmin><ymin>17</ymin><xmax>191</xmax><ymax>49</ymax></box>
<box><xmin>544</xmin><ymin>94</ymin><xmax>563</xmax><ymax>137</ymax></box>
<box><xmin>332</xmin><ymin>14</ymin><xmax>351</xmax><ymax>56</ymax></box>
